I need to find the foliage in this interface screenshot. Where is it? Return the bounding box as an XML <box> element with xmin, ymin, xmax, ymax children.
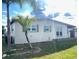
<box><xmin>11</xmin><ymin>0</ymin><xmax>37</xmax><ymax>8</ymax></box>
<box><xmin>12</xmin><ymin>15</ymin><xmax>35</xmax><ymax>32</ymax></box>
<box><xmin>2</xmin><ymin>0</ymin><xmax>37</xmax><ymax>9</ymax></box>
<box><xmin>2</xmin><ymin>26</ymin><xmax>6</xmax><ymax>34</ymax></box>
<box><xmin>2</xmin><ymin>0</ymin><xmax>37</xmax><ymax>52</ymax></box>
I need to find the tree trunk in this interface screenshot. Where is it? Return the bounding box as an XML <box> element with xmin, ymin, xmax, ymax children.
<box><xmin>25</xmin><ymin>31</ymin><xmax>33</xmax><ymax>49</ymax></box>
<box><xmin>6</xmin><ymin>0</ymin><xmax>11</xmax><ymax>50</ymax></box>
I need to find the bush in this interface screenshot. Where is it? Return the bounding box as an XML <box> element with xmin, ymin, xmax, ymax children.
<box><xmin>53</xmin><ymin>38</ymin><xmax>77</xmax><ymax>51</ymax></box>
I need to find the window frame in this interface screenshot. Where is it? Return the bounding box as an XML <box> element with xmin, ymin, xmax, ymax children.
<box><xmin>44</xmin><ymin>25</ymin><xmax>51</xmax><ymax>32</ymax></box>
<box><xmin>28</xmin><ymin>24</ymin><xmax>39</xmax><ymax>32</ymax></box>
<box><xmin>56</xmin><ymin>26</ymin><xmax>63</xmax><ymax>37</ymax></box>
<box><xmin>60</xmin><ymin>31</ymin><xmax>62</xmax><ymax>36</ymax></box>
<box><xmin>56</xmin><ymin>31</ymin><xmax>59</xmax><ymax>36</ymax></box>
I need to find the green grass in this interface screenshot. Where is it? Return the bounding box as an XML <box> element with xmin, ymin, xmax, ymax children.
<box><xmin>32</xmin><ymin>46</ymin><xmax>77</xmax><ymax>59</ymax></box>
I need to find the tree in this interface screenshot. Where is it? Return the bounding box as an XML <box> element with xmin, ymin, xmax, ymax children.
<box><xmin>2</xmin><ymin>25</ymin><xmax>6</xmax><ymax>35</ymax></box>
<box><xmin>12</xmin><ymin>15</ymin><xmax>35</xmax><ymax>49</ymax></box>
<box><xmin>2</xmin><ymin>0</ymin><xmax>36</xmax><ymax>50</ymax></box>
<box><xmin>2</xmin><ymin>0</ymin><xmax>11</xmax><ymax>50</ymax></box>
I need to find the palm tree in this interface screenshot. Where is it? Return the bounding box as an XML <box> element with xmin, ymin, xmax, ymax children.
<box><xmin>2</xmin><ymin>0</ymin><xmax>11</xmax><ymax>50</ymax></box>
<box><xmin>2</xmin><ymin>0</ymin><xmax>36</xmax><ymax>50</ymax></box>
<box><xmin>12</xmin><ymin>15</ymin><xmax>35</xmax><ymax>49</ymax></box>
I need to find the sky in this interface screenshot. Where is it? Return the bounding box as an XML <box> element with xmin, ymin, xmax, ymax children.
<box><xmin>2</xmin><ymin>0</ymin><xmax>76</xmax><ymax>26</ymax></box>
<box><xmin>43</xmin><ymin>0</ymin><xmax>76</xmax><ymax>25</ymax></box>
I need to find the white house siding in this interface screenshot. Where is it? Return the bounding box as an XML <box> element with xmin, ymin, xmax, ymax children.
<box><xmin>75</xmin><ymin>31</ymin><xmax>77</xmax><ymax>38</ymax></box>
<box><xmin>53</xmin><ymin>21</ymin><xmax>68</xmax><ymax>39</ymax></box>
<box><xmin>28</xmin><ymin>20</ymin><xmax>53</xmax><ymax>43</ymax></box>
<box><xmin>68</xmin><ymin>28</ymin><xmax>72</xmax><ymax>38</ymax></box>
<box><xmin>14</xmin><ymin>22</ymin><xmax>27</xmax><ymax>44</ymax></box>
<box><xmin>11</xmin><ymin>20</ymin><xmax>69</xmax><ymax>44</ymax></box>
<box><xmin>28</xmin><ymin>20</ymin><xmax>43</xmax><ymax>43</ymax></box>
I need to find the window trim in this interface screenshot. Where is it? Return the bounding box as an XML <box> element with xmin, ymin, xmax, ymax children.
<box><xmin>60</xmin><ymin>31</ymin><xmax>62</xmax><ymax>36</ymax></box>
<box><xmin>56</xmin><ymin>31</ymin><xmax>59</xmax><ymax>36</ymax></box>
<box><xmin>44</xmin><ymin>25</ymin><xmax>51</xmax><ymax>32</ymax></box>
<box><xmin>28</xmin><ymin>24</ymin><xmax>39</xmax><ymax>32</ymax></box>
<box><xmin>56</xmin><ymin>27</ymin><xmax>63</xmax><ymax>37</ymax></box>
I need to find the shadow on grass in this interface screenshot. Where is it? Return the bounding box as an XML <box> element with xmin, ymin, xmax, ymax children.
<box><xmin>2</xmin><ymin>38</ymin><xmax>77</xmax><ymax>59</ymax></box>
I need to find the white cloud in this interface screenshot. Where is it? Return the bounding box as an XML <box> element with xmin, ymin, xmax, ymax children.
<box><xmin>13</xmin><ymin>10</ymin><xmax>32</xmax><ymax>17</ymax></box>
<box><xmin>43</xmin><ymin>0</ymin><xmax>76</xmax><ymax>25</ymax></box>
<box><xmin>22</xmin><ymin>11</ymin><xmax>32</xmax><ymax>17</ymax></box>
<box><xmin>2</xmin><ymin>20</ymin><xmax>6</xmax><ymax>23</ymax></box>
<box><xmin>2</xmin><ymin>19</ymin><xmax>7</xmax><ymax>26</ymax></box>
<box><xmin>44</xmin><ymin>0</ymin><xmax>76</xmax><ymax>15</ymax></box>
<box><xmin>2</xmin><ymin>10</ymin><xmax>7</xmax><ymax>13</ymax></box>
<box><xmin>2</xmin><ymin>15</ymin><xmax>6</xmax><ymax>19</ymax></box>
<box><xmin>53</xmin><ymin>14</ymin><xmax>76</xmax><ymax>26</ymax></box>
<box><xmin>2</xmin><ymin>14</ymin><xmax>6</xmax><ymax>17</ymax></box>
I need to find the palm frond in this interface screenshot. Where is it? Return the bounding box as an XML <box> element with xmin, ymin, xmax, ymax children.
<box><xmin>26</xmin><ymin>0</ymin><xmax>37</xmax><ymax>10</ymax></box>
<box><xmin>11</xmin><ymin>0</ymin><xmax>26</xmax><ymax>8</ymax></box>
<box><xmin>13</xmin><ymin>15</ymin><xmax>34</xmax><ymax>32</ymax></box>
<box><xmin>12</xmin><ymin>0</ymin><xmax>37</xmax><ymax>9</ymax></box>
<box><xmin>3</xmin><ymin>0</ymin><xmax>37</xmax><ymax>11</ymax></box>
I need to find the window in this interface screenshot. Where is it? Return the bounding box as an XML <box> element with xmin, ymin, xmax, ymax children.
<box><xmin>59</xmin><ymin>28</ymin><xmax>62</xmax><ymax>36</ymax></box>
<box><xmin>44</xmin><ymin>25</ymin><xmax>51</xmax><ymax>32</ymax></box>
<box><xmin>29</xmin><ymin>25</ymin><xmax>39</xmax><ymax>32</ymax></box>
<box><xmin>56</xmin><ymin>31</ymin><xmax>59</xmax><ymax>36</ymax></box>
<box><xmin>44</xmin><ymin>26</ymin><xmax>49</xmax><ymax>32</ymax></box>
<box><xmin>31</xmin><ymin>25</ymin><xmax>37</xmax><ymax>32</ymax></box>
<box><xmin>56</xmin><ymin>27</ymin><xmax>63</xmax><ymax>36</ymax></box>
<box><xmin>27</xmin><ymin>25</ymin><xmax>39</xmax><ymax>32</ymax></box>
<box><xmin>60</xmin><ymin>32</ymin><xmax>62</xmax><ymax>36</ymax></box>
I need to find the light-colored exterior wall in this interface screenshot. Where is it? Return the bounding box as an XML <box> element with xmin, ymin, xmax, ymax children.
<box><xmin>53</xmin><ymin>21</ymin><xmax>68</xmax><ymax>39</ymax></box>
<box><xmin>11</xmin><ymin>20</ymin><xmax>69</xmax><ymax>44</ymax></box>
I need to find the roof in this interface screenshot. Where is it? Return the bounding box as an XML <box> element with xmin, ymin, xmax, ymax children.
<box><xmin>10</xmin><ymin>18</ymin><xmax>76</xmax><ymax>27</ymax></box>
<box><xmin>52</xmin><ymin>20</ymin><xmax>76</xmax><ymax>27</ymax></box>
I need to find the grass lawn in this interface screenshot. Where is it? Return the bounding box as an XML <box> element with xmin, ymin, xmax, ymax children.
<box><xmin>3</xmin><ymin>38</ymin><xmax>77</xmax><ymax>59</ymax></box>
<box><xmin>32</xmin><ymin>46</ymin><xmax>77</xmax><ymax>59</ymax></box>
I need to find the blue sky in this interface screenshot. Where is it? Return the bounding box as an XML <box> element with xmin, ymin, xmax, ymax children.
<box><xmin>2</xmin><ymin>0</ymin><xmax>76</xmax><ymax>26</ymax></box>
<box><xmin>2</xmin><ymin>2</ymin><xmax>32</xmax><ymax>26</ymax></box>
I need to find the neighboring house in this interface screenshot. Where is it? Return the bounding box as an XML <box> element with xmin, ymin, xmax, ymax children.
<box><xmin>10</xmin><ymin>19</ymin><xmax>77</xmax><ymax>44</ymax></box>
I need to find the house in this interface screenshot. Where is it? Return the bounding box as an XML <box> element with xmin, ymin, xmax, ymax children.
<box><xmin>10</xmin><ymin>18</ymin><xmax>77</xmax><ymax>44</ymax></box>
